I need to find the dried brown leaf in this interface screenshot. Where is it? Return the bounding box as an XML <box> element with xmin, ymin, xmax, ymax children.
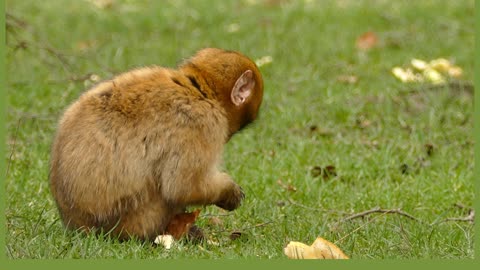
<box><xmin>311</xmin><ymin>165</ymin><xmax>337</xmax><ymax>180</ymax></box>
<box><xmin>165</xmin><ymin>209</ymin><xmax>201</xmax><ymax>239</ymax></box>
<box><xmin>425</xmin><ymin>143</ymin><xmax>434</xmax><ymax>156</ymax></box>
<box><xmin>336</xmin><ymin>75</ymin><xmax>358</xmax><ymax>84</ymax></box>
<box><xmin>355</xmin><ymin>31</ymin><xmax>379</xmax><ymax>50</ymax></box>
<box><xmin>277</xmin><ymin>179</ymin><xmax>297</xmax><ymax>192</ymax></box>
<box><xmin>229</xmin><ymin>231</ymin><xmax>243</xmax><ymax>240</ymax></box>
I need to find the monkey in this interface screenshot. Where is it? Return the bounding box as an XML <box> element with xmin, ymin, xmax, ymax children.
<box><xmin>49</xmin><ymin>48</ymin><xmax>264</xmax><ymax>241</ymax></box>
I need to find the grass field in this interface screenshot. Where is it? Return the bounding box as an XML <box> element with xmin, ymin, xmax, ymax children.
<box><xmin>5</xmin><ymin>0</ymin><xmax>475</xmax><ymax>259</ymax></box>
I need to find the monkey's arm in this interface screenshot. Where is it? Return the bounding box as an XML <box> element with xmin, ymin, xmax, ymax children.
<box><xmin>160</xmin><ymin>152</ymin><xmax>244</xmax><ymax>211</ymax></box>
<box><xmin>154</xmin><ymin>104</ymin><xmax>244</xmax><ymax>211</ymax></box>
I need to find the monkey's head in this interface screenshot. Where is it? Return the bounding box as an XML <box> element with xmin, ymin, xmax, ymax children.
<box><xmin>179</xmin><ymin>48</ymin><xmax>264</xmax><ymax>139</ymax></box>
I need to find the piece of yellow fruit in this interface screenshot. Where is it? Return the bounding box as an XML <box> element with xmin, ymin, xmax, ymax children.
<box><xmin>411</xmin><ymin>59</ymin><xmax>429</xmax><ymax>71</ymax></box>
<box><xmin>447</xmin><ymin>66</ymin><xmax>463</xmax><ymax>78</ymax></box>
<box><xmin>392</xmin><ymin>67</ymin><xmax>420</xmax><ymax>83</ymax></box>
<box><xmin>154</xmin><ymin>235</ymin><xmax>174</xmax><ymax>250</ymax></box>
<box><xmin>423</xmin><ymin>68</ymin><xmax>445</xmax><ymax>84</ymax></box>
<box><xmin>429</xmin><ymin>58</ymin><xmax>452</xmax><ymax>72</ymax></box>
<box><xmin>284</xmin><ymin>237</ymin><xmax>349</xmax><ymax>259</ymax></box>
<box><xmin>391</xmin><ymin>67</ymin><xmax>408</xmax><ymax>82</ymax></box>
<box><xmin>284</xmin><ymin>241</ymin><xmax>314</xmax><ymax>259</ymax></box>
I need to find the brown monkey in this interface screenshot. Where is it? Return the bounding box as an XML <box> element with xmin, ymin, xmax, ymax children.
<box><xmin>49</xmin><ymin>48</ymin><xmax>264</xmax><ymax>241</ymax></box>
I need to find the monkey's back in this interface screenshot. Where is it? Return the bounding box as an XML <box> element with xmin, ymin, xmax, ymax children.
<box><xmin>49</xmin><ymin>66</ymin><xmax>228</xmax><ymax>235</ymax></box>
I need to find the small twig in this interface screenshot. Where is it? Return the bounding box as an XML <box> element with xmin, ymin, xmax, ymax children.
<box><xmin>6</xmin><ymin>12</ymin><xmax>28</xmax><ymax>28</ymax></box>
<box><xmin>6</xmin><ymin>12</ymin><xmax>28</xmax><ymax>36</ymax></box>
<box><xmin>6</xmin><ymin>13</ymin><xmax>73</xmax><ymax>73</ymax></box>
<box><xmin>340</xmin><ymin>206</ymin><xmax>422</xmax><ymax>223</ymax></box>
<box><xmin>444</xmin><ymin>214</ymin><xmax>474</xmax><ymax>223</ymax></box>
<box><xmin>335</xmin><ymin>207</ymin><xmax>423</xmax><ymax>245</ymax></box>
<box><xmin>277</xmin><ymin>179</ymin><xmax>297</xmax><ymax>192</ymax></box>
<box><xmin>443</xmin><ymin>208</ymin><xmax>475</xmax><ymax>224</ymax></box>
<box><xmin>287</xmin><ymin>198</ymin><xmax>322</xmax><ymax>211</ymax></box>
<box><xmin>335</xmin><ymin>210</ymin><xmax>390</xmax><ymax>245</ymax></box>
<box><xmin>251</xmin><ymin>221</ymin><xmax>274</xmax><ymax>229</ymax></box>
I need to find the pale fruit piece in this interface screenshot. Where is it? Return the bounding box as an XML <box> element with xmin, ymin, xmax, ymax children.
<box><xmin>429</xmin><ymin>58</ymin><xmax>452</xmax><ymax>72</ymax></box>
<box><xmin>284</xmin><ymin>241</ymin><xmax>314</xmax><ymax>259</ymax></box>
<box><xmin>411</xmin><ymin>59</ymin><xmax>429</xmax><ymax>71</ymax></box>
<box><xmin>154</xmin><ymin>234</ymin><xmax>174</xmax><ymax>250</ymax></box>
<box><xmin>423</xmin><ymin>68</ymin><xmax>445</xmax><ymax>84</ymax></box>
<box><xmin>310</xmin><ymin>237</ymin><xmax>349</xmax><ymax>259</ymax></box>
<box><xmin>448</xmin><ymin>66</ymin><xmax>463</xmax><ymax>78</ymax></box>
<box><xmin>392</xmin><ymin>67</ymin><xmax>420</xmax><ymax>83</ymax></box>
<box><xmin>255</xmin><ymin>56</ymin><xmax>273</xmax><ymax>67</ymax></box>
<box><xmin>284</xmin><ymin>237</ymin><xmax>349</xmax><ymax>259</ymax></box>
<box><xmin>391</xmin><ymin>67</ymin><xmax>408</xmax><ymax>82</ymax></box>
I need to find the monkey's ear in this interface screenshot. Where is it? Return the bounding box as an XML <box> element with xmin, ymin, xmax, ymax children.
<box><xmin>231</xmin><ymin>70</ymin><xmax>255</xmax><ymax>106</ymax></box>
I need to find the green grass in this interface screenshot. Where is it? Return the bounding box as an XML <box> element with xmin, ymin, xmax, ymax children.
<box><xmin>5</xmin><ymin>0</ymin><xmax>474</xmax><ymax>259</ymax></box>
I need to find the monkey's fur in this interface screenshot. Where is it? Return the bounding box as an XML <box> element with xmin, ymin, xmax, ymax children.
<box><xmin>49</xmin><ymin>48</ymin><xmax>264</xmax><ymax>241</ymax></box>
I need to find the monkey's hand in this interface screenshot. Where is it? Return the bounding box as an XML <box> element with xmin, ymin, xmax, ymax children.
<box><xmin>215</xmin><ymin>183</ymin><xmax>244</xmax><ymax>211</ymax></box>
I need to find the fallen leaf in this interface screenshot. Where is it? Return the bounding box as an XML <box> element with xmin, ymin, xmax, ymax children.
<box><xmin>308</xmin><ymin>125</ymin><xmax>334</xmax><ymax>137</ymax></box>
<box><xmin>356</xmin><ymin>117</ymin><xmax>372</xmax><ymax>128</ymax></box>
<box><xmin>323</xmin><ymin>165</ymin><xmax>337</xmax><ymax>179</ymax></box>
<box><xmin>165</xmin><ymin>209</ymin><xmax>201</xmax><ymax>239</ymax></box>
<box><xmin>187</xmin><ymin>224</ymin><xmax>205</xmax><ymax>243</ymax></box>
<box><xmin>336</xmin><ymin>75</ymin><xmax>358</xmax><ymax>84</ymax></box>
<box><xmin>229</xmin><ymin>231</ymin><xmax>244</xmax><ymax>241</ymax></box>
<box><xmin>284</xmin><ymin>237</ymin><xmax>349</xmax><ymax>259</ymax></box>
<box><xmin>424</xmin><ymin>143</ymin><xmax>434</xmax><ymax>156</ymax></box>
<box><xmin>400</xmin><ymin>163</ymin><xmax>409</xmax><ymax>174</ymax></box>
<box><xmin>277</xmin><ymin>200</ymin><xmax>286</xmax><ymax>207</ymax></box>
<box><xmin>277</xmin><ymin>179</ymin><xmax>297</xmax><ymax>192</ymax></box>
<box><xmin>311</xmin><ymin>165</ymin><xmax>337</xmax><ymax>180</ymax></box>
<box><xmin>355</xmin><ymin>31</ymin><xmax>378</xmax><ymax>50</ymax></box>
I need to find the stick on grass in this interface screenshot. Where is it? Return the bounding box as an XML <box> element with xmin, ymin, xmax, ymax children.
<box><xmin>341</xmin><ymin>206</ymin><xmax>422</xmax><ymax>223</ymax></box>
